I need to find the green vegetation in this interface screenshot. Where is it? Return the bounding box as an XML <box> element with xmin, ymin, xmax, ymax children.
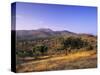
<box><xmin>16</xmin><ymin>35</ymin><xmax>97</xmax><ymax>58</ymax></box>
<box><xmin>16</xmin><ymin>50</ymin><xmax>33</xmax><ymax>57</ymax></box>
<box><xmin>32</xmin><ymin>45</ymin><xmax>48</xmax><ymax>58</ymax></box>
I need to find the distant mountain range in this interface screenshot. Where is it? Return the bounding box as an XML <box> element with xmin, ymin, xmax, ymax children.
<box><xmin>15</xmin><ymin>28</ymin><xmax>95</xmax><ymax>41</ymax></box>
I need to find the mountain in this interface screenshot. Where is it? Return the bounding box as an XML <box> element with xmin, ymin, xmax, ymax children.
<box><xmin>37</xmin><ymin>28</ymin><xmax>53</xmax><ymax>32</ymax></box>
<box><xmin>15</xmin><ymin>28</ymin><xmax>77</xmax><ymax>41</ymax></box>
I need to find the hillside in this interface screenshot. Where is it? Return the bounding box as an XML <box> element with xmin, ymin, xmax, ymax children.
<box><xmin>16</xmin><ymin>28</ymin><xmax>77</xmax><ymax>41</ymax></box>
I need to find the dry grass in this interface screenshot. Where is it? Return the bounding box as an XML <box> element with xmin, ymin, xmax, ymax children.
<box><xmin>16</xmin><ymin>50</ymin><xmax>97</xmax><ymax>72</ymax></box>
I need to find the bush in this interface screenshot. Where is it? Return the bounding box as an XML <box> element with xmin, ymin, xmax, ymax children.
<box><xmin>16</xmin><ymin>50</ymin><xmax>33</xmax><ymax>57</ymax></box>
<box><xmin>62</xmin><ymin>37</ymin><xmax>89</xmax><ymax>54</ymax></box>
<box><xmin>32</xmin><ymin>45</ymin><xmax>48</xmax><ymax>58</ymax></box>
<box><xmin>86</xmin><ymin>45</ymin><xmax>94</xmax><ymax>50</ymax></box>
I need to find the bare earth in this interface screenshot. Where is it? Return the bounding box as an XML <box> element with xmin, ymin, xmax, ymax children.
<box><xmin>16</xmin><ymin>50</ymin><xmax>97</xmax><ymax>72</ymax></box>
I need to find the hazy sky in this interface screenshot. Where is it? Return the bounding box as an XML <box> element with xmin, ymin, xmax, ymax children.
<box><xmin>15</xmin><ymin>2</ymin><xmax>97</xmax><ymax>35</ymax></box>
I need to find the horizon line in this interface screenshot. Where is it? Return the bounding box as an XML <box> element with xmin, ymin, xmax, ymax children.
<box><xmin>12</xmin><ymin>28</ymin><xmax>97</xmax><ymax>36</ymax></box>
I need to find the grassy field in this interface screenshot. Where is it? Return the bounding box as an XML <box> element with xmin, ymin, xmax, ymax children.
<box><xmin>16</xmin><ymin>50</ymin><xmax>97</xmax><ymax>72</ymax></box>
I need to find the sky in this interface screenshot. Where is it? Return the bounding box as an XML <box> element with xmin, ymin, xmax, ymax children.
<box><xmin>13</xmin><ymin>2</ymin><xmax>97</xmax><ymax>35</ymax></box>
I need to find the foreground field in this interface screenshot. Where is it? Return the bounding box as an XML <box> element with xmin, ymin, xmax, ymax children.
<box><xmin>16</xmin><ymin>50</ymin><xmax>97</xmax><ymax>72</ymax></box>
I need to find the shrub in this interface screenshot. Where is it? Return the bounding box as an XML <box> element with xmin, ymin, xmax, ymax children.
<box><xmin>16</xmin><ymin>50</ymin><xmax>27</xmax><ymax>57</ymax></box>
<box><xmin>86</xmin><ymin>45</ymin><xmax>94</xmax><ymax>50</ymax></box>
<box><xmin>32</xmin><ymin>45</ymin><xmax>48</xmax><ymax>58</ymax></box>
<box><xmin>62</xmin><ymin>37</ymin><xmax>89</xmax><ymax>54</ymax></box>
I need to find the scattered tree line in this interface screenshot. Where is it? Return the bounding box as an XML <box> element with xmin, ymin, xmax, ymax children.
<box><xmin>16</xmin><ymin>36</ymin><xmax>97</xmax><ymax>58</ymax></box>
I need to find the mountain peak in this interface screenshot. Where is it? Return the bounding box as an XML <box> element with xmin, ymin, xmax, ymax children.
<box><xmin>37</xmin><ymin>28</ymin><xmax>53</xmax><ymax>32</ymax></box>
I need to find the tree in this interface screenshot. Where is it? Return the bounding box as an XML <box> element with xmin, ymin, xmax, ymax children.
<box><xmin>32</xmin><ymin>45</ymin><xmax>48</xmax><ymax>59</ymax></box>
<box><xmin>39</xmin><ymin>45</ymin><xmax>48</xmax><ymax>55</ymax></box>
<box><xmin>16</xmin><ymin>50</ymin><xmax>27</xmax><ymax>57</ymax></box>
<box><xmin>62</xmin><ymin>37</ymin><xmax>88</xmax><ymax>54</ymax></box>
